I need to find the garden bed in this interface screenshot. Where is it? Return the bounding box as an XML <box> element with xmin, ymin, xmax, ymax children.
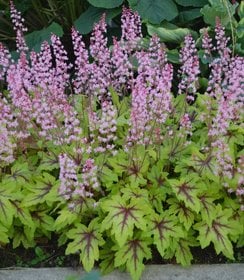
<box><xmin>1</xmin><ymin>241</ymin><xmax>243</xmax><ymax>268</ymax></box>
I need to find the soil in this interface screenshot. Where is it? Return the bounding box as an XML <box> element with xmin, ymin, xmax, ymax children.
<box><xmin>0</xmin><ymin>237</ymin><xmax>243</xmax><ymax>269</ymax></box>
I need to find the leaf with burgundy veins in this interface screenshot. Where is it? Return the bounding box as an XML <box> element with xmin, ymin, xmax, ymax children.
<box><xmin>194</xmin><ymin>205</ymin><xmax>240</xmax><ymax>259</ymax></box>
<box><xmin>114</xmin><ymin>234</ymin><xmax>151</xmax><ymax>280</ymax></box>
<box><xmin>168</xmin><ymin>177</ymin><xmax>201</xmax><ymax>213</ymax></box>
<box><xmin>148</xmin><ymin>211</ymin><xmax>184</xmax><ymax>257</ymax></box>
<box><xmin>66</xmin><ymin>219</ymin><xmax>104</xmax><ymax>272</ymax></box>
<box><xmin>167</xmin><ymin>198</ymin><xmax>195</xmax><ymax>230</ymax></box>
<box><xmin>101</xmin><ymin>195</ymin><xmax>151</xmax><ymax>247</ymax></box>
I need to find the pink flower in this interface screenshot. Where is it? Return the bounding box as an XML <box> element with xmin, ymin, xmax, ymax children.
<box><xmin>178</xmin><ymin>34</ymin><xmax>200</xmax><ymax>100</ymax></box>
<box><xmin>10</xmin><ymin>0</ymin><xmax>28</xmax><ymax>52</ymax></box>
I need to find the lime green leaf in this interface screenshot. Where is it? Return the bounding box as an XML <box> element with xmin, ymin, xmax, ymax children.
<box><xmin>99</xmin><ymin>241</ymin><xmax>116</xmax><ymax>275</ymax></box>
<box><xmin>129</xmin><ymin>0</ymin><xmax>178</xmax><ymax>23</ymax></box>
<box><xmin>168</xmin><ymin>178</ymin><xmax>201</xmax><ymax>213</ymax></box>
<box><xmin>6</xmin><ymin>162</ymin><xmax>30</xmax><ymax>186</ymax></box>
<box><xmin>168</xmin><ymin>198</ymin><xmax>195</xmax><ymax>230</ymax></box>
<box><xmin>148</xmin><ymin>186</ymin><xmax>168</xmax><ymax>213</ymax></box>
<box><xmin>12</xmin><ymin>226</ymin><xmax>35</xmax><ymax>249</ymax></box>
<box><xmin>22</xmin><ymin>173</ymin><xmax>59</xmax><ymax>207</ymax></box>
<box><xmin>121</xmin><ymin>187</ymin><xmax>149</xmax><ymax>203</ymax></box>
<box><xmin>147</xmin><ymin>22</ymin><xmax>195</xmax><ymax>43</ymax></box>
<box><xmin>199</xmin><ymin>193</ymin><xmax>218</xmax><ymax>224</ymax></box>
<box><xmin>87</xmin><ymin>0</ymin><xmax>123</xmax><ymax>8</ymax></box>
<box><xmin>12</xmin><ymin>201</ymin><xmax>35</xmax><ymax>229</ymax></box>
<box><xmin>175</xmin><ymin>238</ymin><xmax>193</xmax><ymax>266</ymax></box>
<box><xmin>114</xmin><ymin>234</ymin><xmax>151</xmax><ymax>280</ymax></box>
<box><xmin>32</xmin><ymin>211</ymin><xmax>55</xmax><ymax>232</ymax></box>
<box><xmin>0</xmin><ymin>224</ymin><xmax>9</xmax><ymax>244</ymax></box>
<box><xmin>194</xmin><ymin>205</ymin><xmax>239</xmax><ymax>259</ymax></box>
<box><xmin>66</xmin><ymin>220</ymin><xmax>104</xmax><ymax>272</ymax></box>
<box><xmin>37</xmin><ymin>151</ymin><xmax>59</xmax><ymax>171</ymax></box>
<box><xmin>101</xmin><ymin>195</ymin><xmax>151</xmax><ymax>247</ymax></box>
<box><xmin>100</xmin><ymin>166</ymin><xmax>119</xmax><ymax>189</ymax></box>
<box><xmin>148</xmin><ymin>212</ymin><xmax>184</xmax><ymax>257</ymax></box>
<box><xmin>54</xmin><ymin>209</ymin><xmax>79</xmax><ymax>231</ymax></box>
<box><xmin>0</xmin><ymin>186</ymin><xmax>16</xmax><ymax>226</ymax></box>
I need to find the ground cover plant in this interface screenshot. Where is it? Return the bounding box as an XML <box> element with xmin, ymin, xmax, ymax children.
<box><xmin>0</xmin><ymin>2</ymin><xmax>244</xmax><ymax>280</ymax></box>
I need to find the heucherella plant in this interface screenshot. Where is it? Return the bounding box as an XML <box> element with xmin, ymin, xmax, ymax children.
<box><xmin>0</xmin><ymin>2</ymin><xmax>243</xmax><ymax>280</ymax></box>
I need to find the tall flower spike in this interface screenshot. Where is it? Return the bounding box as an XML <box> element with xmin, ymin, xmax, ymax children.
<box><xmin>0</xmin><ymin>43</ymin><xmax>11</xmax><ymax>80</ymax></box>
<box><xmin>10</xmin><ymin>0</ymin><xmax>28</xmax><ymax>52</ymax></box>
<box><xmin>31</xmin><ymin>41</ymin><xmax>54</xmax><ymax>91</ymax></box>
<box><xmin>202</xmin><ymin>29</ymin><xmax>213</xmax><ymax>59</ymax></box>
<box><xmin>0</xmin><ymin>93</ymin><xmax>17</xmax><ymax>166</ymax></box>
<box><xmin>111</xmin><ymin>37</ymin><xmax>133</xmax><ymax>93</ymax></box>
<box><xmin>178</xmin><ymin>34</ymin><xmax>200</xmax><ymax>101</ymax></box>
<box><xmin>215</xmin><ymin>17</ymin><xmax>231</xmax><ymax>60</ymax></box>
<box><xmin>121</xmin><ymin>7</ymin><xmax>142</xmax><ymax>45</ymax></box>
<box><xmin>128</xmin><ymin>76</ymin><xmax>149</xmax><ymax>146</ymax></box>
<box><xmin>51</xmin><ymin>34</ymin><xmax>72</xmax><ymax>99</ymax></box>
<box><xmin>95</xmin><ymin>101</ymin><xmax>117</xmax><ymax>154</ymax></box>
<box><xmin>89</xmin><ymin>14</ymin><xmax>111</xmax><ymax>99</ymax></box>
<box><xmin>72</xmin><ymin>27</ymin><xmax>90</xmax><ymax>94</ymax></box>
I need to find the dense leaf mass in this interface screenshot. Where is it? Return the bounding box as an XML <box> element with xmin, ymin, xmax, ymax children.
<box><xmin>0</xmin><ymin>3</ymin><xmax>243</xmax><ymax>280</ymax></box>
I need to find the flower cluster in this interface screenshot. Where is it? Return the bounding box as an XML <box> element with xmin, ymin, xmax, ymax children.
<box><xmin>0</xmin><ymin>94</ymin><xmax>17</xmax><ymax>165</ymax></box>
<box><xmin>178</xmin><ymin>34</ymin><xmax>200</xmax><ymax>100</ymax></box>
<box><xmin>0</xmin><ymin>43</ymin><xmax>11</xmax><ymax>80</ymax></box>
<box><xmin>10</xmin><ymin>0</ymin><xmax>28</xmax><ymax>52</ymax></box>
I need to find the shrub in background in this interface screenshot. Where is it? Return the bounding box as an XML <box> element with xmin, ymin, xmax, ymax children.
<box><xmin>0</xmin><ymin>3</ymin><xmax>244</xmax><ymax>280</ymax></box>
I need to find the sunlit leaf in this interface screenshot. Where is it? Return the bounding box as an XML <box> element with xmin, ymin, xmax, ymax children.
<box><xmin>114</xmin><ymin>233</ymin><xmax>151</xmax><ymax>280</ymax></box>
<box><xmin>101</xmin><ymin>195</ymin><xmax>151</xmax><ymax>247</ymax></box>
<box><xmin>66</xmin><ymin>219</ymin><xmax>104</xmax><ymax>272</ymax></box>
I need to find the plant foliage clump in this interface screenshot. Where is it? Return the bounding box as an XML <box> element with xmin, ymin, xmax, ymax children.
<box><xmin>0</xmin><ymin>3</ymin><xmax>243</xmax><ymax>280</ymax></box>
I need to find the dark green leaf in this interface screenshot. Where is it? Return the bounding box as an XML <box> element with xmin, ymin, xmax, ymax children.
<box><xmin>74</xmin><ymin>6</ymin><xmax>121</xmax><ymax>35</ymax></box>
<box><xmin>25</xmin><ymin>22</ymin><xmax>63</xmax><ymax>52</ymax></box>
<box><xmin>178</xmin><ymin>8</ymin><xmax>202</xmax><ymax>22</ymax></box>
<box><xmin>147</xmin><ymin>22</ymin><xmax>195</xmax><ymax>43</ymax></box>
<box><xmin>175</xmin><ymin>0</ymin><xmax>208</xmax><ymax>7</ymax></box>
<box><xmin>87</xmin><ymin>0</ymin><xmax>123</xmax><ymax>9</ymax></box>
<box><xmin>129</xmin><ymin>0</ymin><xmax>178</xmax><ymax>24</ymax></box>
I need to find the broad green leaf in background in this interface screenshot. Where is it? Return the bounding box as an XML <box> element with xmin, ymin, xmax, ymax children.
<box><xmin>175</xmin><ymin>0</ymin><xmax>208</xmax><ymax>7</ymax></box>
<box><xmin>74</xmin><ymin>6</ymin><xmax>121</xmax><ymax>35</ymax></box>
<box><xmin>25</xmin><ymin>22</ymin><xmax>63</xmax><ymax>52</ymax></box>
<box><xmin>147</xmin><ymin>22</ymin><xmax>195</xmax><ymax>43</ymax></box>
<box><xmin>201</xmin><ymin>0</ymin><xmax>238</xmax><ymax>27</ymax></box>
<box><xmin>178</xmin><ymin>8</ymin><xmax>202</xmax><ymax>22</ymax></box>
<box><xmin>87</xmin><ymin>0</ymin><xmax>124</xmax><ymax>9</ymax></box>
<box><xmin>128</xmin><ymin>0</ymin><xmax>178</xmax><ymax>24</ymax></box>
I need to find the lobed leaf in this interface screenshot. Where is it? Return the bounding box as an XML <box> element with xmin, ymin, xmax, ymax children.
<box><xmin>66</xmin><ymin>220</ymin><xmax>104</xmax><ymax>272</ymax></box>
<box><xmin>114</xmin><ymin>234</ymin><xmax>151</xmax><ymax>280</ymax></box>
<box><xmin>101</xmin><ymin>195</ymin><xmax>151</xmax><ymax>247</ymax></box>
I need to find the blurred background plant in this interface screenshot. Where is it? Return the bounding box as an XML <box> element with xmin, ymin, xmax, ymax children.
<box><xmin>0</xmin><ymin>0</ymin><xmax>242</xmax><ymax>53</ymax></box>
